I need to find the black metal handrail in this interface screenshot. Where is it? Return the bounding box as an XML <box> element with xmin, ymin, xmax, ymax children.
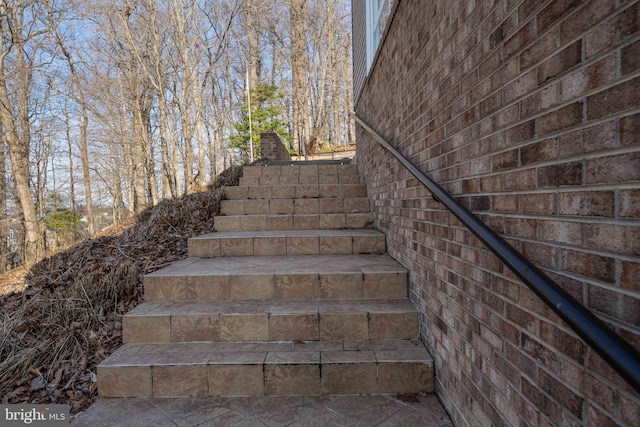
<box><xmin>351</xmin><ymin>112</ymin><xmax>640</xmax><ymax>394</ymax></box>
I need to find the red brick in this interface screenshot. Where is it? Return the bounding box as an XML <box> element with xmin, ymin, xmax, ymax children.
<box><xmin>489</xmin><ymin>276</ymin><xmax>519</xmax><ymax>302</ymax></box>
<box><xmin>562</xmin><ymin>249</ymin><xmax>615</xmax><ymax>283</ymax></box>
<box><xmin>492</xmin><ymin>149</ymin><xmax>518</xmax><ymax>172</ymax></box>
<box><xmin>537</xmin><ymin>102</ymin><xmax>583</xmax><ymax>136</ymax></box>
<box><xmin>504</xmin><ymin>120</ymin><xmax>535</xmax><ymax>144</ymax></box>
<box><xmin>462</xmin><ymin>195</ymin><xmax>490</xmax><ymax>211</ymax></box>
<box><xmin>521</xmin><ymin>27</ymin><xmax>559</xmax><ymax>70</ymax></box>
<box><xmin>492</xmin><ymin>194</ymin><xmax>518</xmax><ymax>213</ymax></box>
<box><xmin>587</xmin><ymin>404</ymin><xmax>618</xmax><ymax>427</ymax></box>
<box><xmin>622</xmin><ymin>294</ymin><xmax>640</xmax><ymax>327</ymax></box>
<box><xmin>352</xmin><ymin>1</ymin><xmax>637</xmax><ymax>425</ymax></box>
<box><xmin>471</xmin><ymin>74</ymin><xmax>492</xmax><ymax>103</ymax></box>
<box><xmin>480</xmin><ymin>174</ymin><xmax>503</xmax><ymax>192</ymax></box>
<box><xmin>522</xmin><ymin>378</ymin><xmax>559</xmax><ymax>425</ymax></box>
<box><xmin>461</xmin><ymin>177</ymin><xmax>479</xmax><ymax>193</ymax></box>
<box><xmin>538</xmin><ymin>368</ymin><xmax>585</xmax><ymax>417</ymax></box>
<box><xmin>557</xmin><ymin>120</ymin><xmax>616</xmax><ymax>158</ymax></box>
<box><xmin>504</xmin><ymin>20</ymin><xmax>536</xmax><ymax>59</ymax></box>
<box><xmin>518</xmin><ymin>0</ymin><xmax>545</xmax><ymax>25</ymax></box>
<box><xmin>521</xmin><ymin>139</ymin><xmax>557</xmax><ymax>165</ymax></box>
<box><xmin>537</xmin><ymin>0</ymin><xmax>583</xmax><ymax>34</ymax></box>
<box><xmin>505</xmin><ymin>340</ymin><xmax>537</xmax><ymax>379</ymax></box>
<box><xmin>506</xmin><ymin>304</ymin><xmax>537</xmax><ymax>333</ymax></box>
<box><xmin>588</xmin><ymin>285</ymin><xmax>622</xmax><ymax>319</ymax></box>
<box><xmin>585</xmin><ymin>347</ymin><xmax>629</xmax><ymax>391</ymax></box>
<box><xmin>586</xmin><ymin>223</ymin><xmax>640</xmax><ymax>255</ymax></box>
<box><xmin>585</xmin><ymin>2</ymin><xmax>640</xmax><ymax>58</ymax></box>
<box><xmin>621</xmin><ymin>37</ymin><xmax>640</xmax><ymax>76</ymax></box>
<box><xmin>537</xmin><ymin>220</ymin><xmax>583</xmax><ymax>246</ymax></box>
<box><xmin>558</xmin><ymin>191</ymin><xmax>614</xmax><ymax>217</ymax></box>
<box><xmin>505</xmin><ymin>217</ymin><xmax>536</xmax><ymax>238</ymax></box>
<box><xmin>504</xmin><ymin>69</ymin><xmax>537</xmax><ymax>104</ymax></box>
<box><xmin>559</xmin><ymin>357</ymin><xmax>615</xmax><ymax>413</ymax></box>
<box><xmin>560</xmin><ymin>0</ymin><xmax>616</xmax><ymax>43</ymax></box>
<box><xmin>479</xmin><ymin>91</ymin><xmax>503</xmax><ymax>116</ymax></box>
<box><xmin>545</xmin><ymin>272</ymin><xmax>585</xmax><ymax>302</ymax></box>
<box><xmin>620</xmin><ymin>393</ymin><xmax>640</xmax><ymax>427</ymax></box>
<box><xmin>620</xmin><ymin>113</ymin><xmax>639</xmax><ymax>146</ymax></box>
<box><xmin>522</xmin><ymin>84</ymin><xmax>561</xmax><ymax>117</ymax></box>
<box><xmin>522</xmin><ymin>241</ymin><xmax>560</xmax><ymax>267</ymax></box>
<box><xmin>491</xmin><ymin>56</ymin><xmax>519</xmax><ymax>90</ymax></box>
<box><xmin>503</xmin><ymin>169</ymin><xmax>536</xmax><ymax>191</ymax></box>
<box><xmin>585</xmin><ymin>152</ymin><xmax>640</xmax><ymax>184</ymax></box>
<box><xmin>493</xmin><ymin>350</ymin><xmax>521</xmax><ymax>388</ymax></box>
<box><xmin>621</xmin><ymin>261</ymin><xmax>640</xmax><ymax>292</ymax></box>
<box><xmin>520</xmin><ymin>193</ymin><xmax>556</xmax><ymax>214</ymax></box>
<box><xmin>560</xmin><ymin>54</ymin><xmax>617</xmax><ymax>102</ymax></box>
<box><xmin>510</xmin><ymin>392</ymin><xmax>543</xmax><ymax>427</ymax></box>
<box><xmin>492</xmin><ymin>104</ymin><xmax>520</xmax><ymax>128</ymax></box>
<box><xmin>537</xmin><ymin>41</ymin><xmax>582</xmax><ymax>84</ymax></box>
<box><xmin>537</xmin><ymin>162</ymin><xmax>582</xmax><ymax>187</ymax></box>
<box><xmin>587</xmin><ymin>76</ymin><xmax>640</xmax><ymax>120</ymax></box>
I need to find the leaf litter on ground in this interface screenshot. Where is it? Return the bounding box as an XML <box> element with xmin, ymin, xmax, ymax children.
<box><xmin>0</xmin><ymin>166</ymin><xmax>243</xmax><ymax>413</ymax></box>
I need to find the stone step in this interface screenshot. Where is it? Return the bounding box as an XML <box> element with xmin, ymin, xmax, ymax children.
<box><xmin>243</xmin><ymin>164</ymin><xmax>358</xmax><ymax>180</ymax></box>
<box><xmin>144</xmin><ymin>254</ymin><xmax>406</xmax><ymax>302</ymax></box>
<box><xmin>188</xmin><ymin>229</ymin><xmax>385</xmax><ymax>258</ymax></box>
<box><xmin>214</xmin><ymin>212</ymin><xmax>374</xmax><ymax>232</ymax></box>
<box><xmin>97</xmin><ymin>340</ymin><xmax>434</xmax><ymax>398</ymax></box>
<box><xmin>220</xmin><ymin>197</ymin><xmax>370</xmax><ymax>216</ymax></box>
<box><xmin>224</xmin><ymin>183</ymin><xmax>367</xmax><ymax>200</ymax></box>
<box><xmin>239</xmin><ymin>174</ymin><xmax>360</xmax><ymax>186</ymax></box>
<box><xmin>122</xmin><ymin>299</ymin><xmax>418</xmax><ymax>344</ymax></box>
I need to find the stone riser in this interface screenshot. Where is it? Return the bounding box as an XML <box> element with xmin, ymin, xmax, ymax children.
<box><xmin>145</xmin><ymin>253</ymin><xmax>407</xmax><ymax>301</ymax></box>
<box><xmin>123</xmin><ymin>300</ymin><xmax>418</xmax><ymax>343</ymax></box>
<box><xmin>189</xmin><ymin>230</ymin><xmax>384</xmax><ymax>257</ymax></box>
<box><xmin>242</xmin><ymin>164</ymin><xmax>358</xmax><ymax>179</ymax></box>
<box><xmin>145</xmin><ymin>271</ymin><xmax>407</xmax><ymax>302</ymax></box>
<box><xmin>214</xmin><ymin>213</ymin><xmax>374</xmax><ymax>232</ymax></box>
<box><xmin>225</xmin><ymin>184</ymin><xmax>367</xmax><ymax>200</ymax></box>
<box><xmin>239</xmin><ymin>174</ymin><xmax>360</xmax><ymax>186</ymax></box>
<box><xmin>220</xmin><ymin>197</ymin><xmax>370</xmax><ymax>216</ymax></box>
<box><xmin>98</xmin><ymin>341</ymin><xmax>434</xmax><ymax>398</ymax></box>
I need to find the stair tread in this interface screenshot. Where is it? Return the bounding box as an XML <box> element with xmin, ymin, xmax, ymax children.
<box><xmin>192</xmin><ymin>228</ymin><xmax>384</xmax><ymax>240</ymax></box>
<box><xmin>126</xmin><ymin>299</ymin><xmax>417</xmax><ymax>317</ymax></box>
<box><xmin>147</xmin><ymin>253</ymin><xmax>406</xmax><ymax>277</ymax></box>
<box><xmin>100</xmin><ymin>339</ymin><xmax>433</xmax><ymax>367</ymax></box>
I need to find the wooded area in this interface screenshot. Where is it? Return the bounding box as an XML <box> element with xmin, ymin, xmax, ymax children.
<box><xmin>0</xmin><ymin>0</ymin><xmax>354</xmax><ymax>270</ymax></box>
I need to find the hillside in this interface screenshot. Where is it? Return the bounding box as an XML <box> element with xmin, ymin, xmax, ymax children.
<box><xmin>0</xmin><ymin>166</ymin><xmax>242</xmax><ymax>413</ymax></box>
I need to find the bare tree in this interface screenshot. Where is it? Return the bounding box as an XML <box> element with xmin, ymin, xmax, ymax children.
<box><xmin>289</xmin><ymin>0</ymin><xmax>312</xmax><ymax>154</ymax></box>
<box><xmin>0</xmin><ymin>0</ymin><xmax>50</xmax><ymax>265</ymax></box>
<box><xmin>51</xmin><ymin>15</ymin><xmax>96</xmax><ymax>234</ymax></box>
<box><xmin>0</xmin><ymin>136</ymin><xmax>8</xmax><ymax>272</ymax></box>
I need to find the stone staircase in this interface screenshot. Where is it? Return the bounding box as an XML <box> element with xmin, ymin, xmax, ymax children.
<box><xmin>97</xmin><ymin>161</ymin><xmax>434</xmax><ymax>399</ymax></box>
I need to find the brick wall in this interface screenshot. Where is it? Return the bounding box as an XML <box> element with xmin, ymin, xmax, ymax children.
<box><xmin>352</xmin><ymin>0</ymin><xmax>367</xmax><ymax>101</ymax></box>
<box><xmin>261</xmin><ymin>132</ymin><xmax>291</xmax><ymax>161</ymax></box>
<box><xmin>354</xmin><ymin>0</ymin><xmax>640</xmax><ymax>426</ymax></box>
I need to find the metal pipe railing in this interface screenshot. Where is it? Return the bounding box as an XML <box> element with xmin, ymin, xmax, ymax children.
<box><xmin>351</xmin><ymin>112</ymin><xmax>640</xmax><ymax>394</ymax></box>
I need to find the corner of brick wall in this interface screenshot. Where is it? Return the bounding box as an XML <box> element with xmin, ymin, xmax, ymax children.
<box><xmin>261</xmin><ymin>132</ymin><xmax>291</xmax><ymax>161</ymax></box>
<box><xmin>355</xmin><ymin>1</ymin><xmax>640</xmax><ymax>426</ymax></box>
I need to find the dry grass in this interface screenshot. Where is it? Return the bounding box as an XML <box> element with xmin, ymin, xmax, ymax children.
<box><xmin>0</xmin><ymin>166</ymin><xmax>243</xmax><ymax>411</ymax></box>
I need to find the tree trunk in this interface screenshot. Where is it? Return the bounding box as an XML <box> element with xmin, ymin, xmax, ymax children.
<box><xmin>0</xmin><ymin>37</ymin><xmax>42</xmax><ymax>266</ymax></box>
<box><xmin>0</xmin><ymin>137</ymin><xmax>8</xmax><ymax>272</ymax></box>
<box><xmin>290</xmin><ymin>0</ymin><xmax>312</xmax><ymax>154</ymax></box>
<box><xmin>245</xmin><ymin>0</ymin><xmax>261</xmax><ymax>88</ymax></box>
<box><xmin>64</xmin><ymin>108</ymin><xmax>77</xmax><ymax>213</ymax></box>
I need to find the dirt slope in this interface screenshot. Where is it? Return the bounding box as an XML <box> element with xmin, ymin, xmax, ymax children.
<box><xmin>0</xmin><ymin>166</ymin><xmax>242</xmax><ymax>412</ymax></box>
